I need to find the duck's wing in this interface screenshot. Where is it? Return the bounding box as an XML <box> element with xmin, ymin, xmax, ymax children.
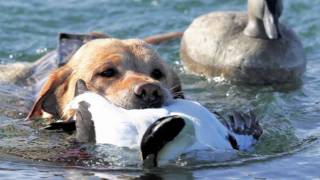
<box><xmin>43</xmin><ymin>101</ymin><xmax>96</xmax><ymax>144</ymax></box>
<box><xmin>220</xmin><ymin>111</ymin><xmax>263</xmax><ymax>151</ymax></box>
<box><xmin>140</xmin><ymin>115</ymin><xmax>186</xmax><ymax>168</ymax></box>
<box><xmin>43</xmin><ymin>80</ymin><xmax>96</xmax><ymax>143</ymax></box>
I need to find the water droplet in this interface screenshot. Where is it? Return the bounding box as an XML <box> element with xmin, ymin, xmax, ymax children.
<box><xmin>36</xmin><ymin>48</ymin><xmax>48</xmax><ymax>54</ymax></box>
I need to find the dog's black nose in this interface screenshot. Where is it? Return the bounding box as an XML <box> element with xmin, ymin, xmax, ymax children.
<box><xmin>134</xmin><ymin>83</ymin><xmax>163</xmax><ymax>107</ymax></box>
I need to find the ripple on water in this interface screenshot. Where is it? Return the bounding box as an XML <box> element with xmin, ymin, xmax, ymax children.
<box><xmin>0</xmin><ymin>0</ymin><xmax>320</xmax><ymax>179</ymax></box>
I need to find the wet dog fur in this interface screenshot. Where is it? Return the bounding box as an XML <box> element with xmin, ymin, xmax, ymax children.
<box><xmin>27</xmin><ymin>38</ymin><xmax>184</xmax><ymax>120</ymax></box>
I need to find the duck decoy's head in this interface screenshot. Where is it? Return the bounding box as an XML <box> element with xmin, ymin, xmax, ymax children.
<box><xmin>245</xmin><ymin>0</ymin><xmax>283</xmax><ymax>39</ymax></box>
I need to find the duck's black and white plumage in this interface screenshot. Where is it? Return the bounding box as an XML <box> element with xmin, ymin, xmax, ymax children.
<box><xmin>60</xmin><ymin>80</ymin><xmax>262</xmax><ymax>167</ymax></box>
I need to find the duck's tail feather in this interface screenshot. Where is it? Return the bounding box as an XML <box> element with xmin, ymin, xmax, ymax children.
<box><xmin>220</xmin><ymin>111</ymin><xmax>263</xmax><ymax>151</ymax></box>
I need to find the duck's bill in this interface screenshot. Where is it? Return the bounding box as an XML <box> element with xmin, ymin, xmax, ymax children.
<box><xmin>263</xmin><ymin>3</ymin><xmax>281</xmax><ymax>40</ymax></box>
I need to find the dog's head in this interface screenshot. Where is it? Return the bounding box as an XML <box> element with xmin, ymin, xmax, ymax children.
<box><xmin>27</xmin><ymin>38</ymin><xmax>183</xmax><ymax>120</ymax></box>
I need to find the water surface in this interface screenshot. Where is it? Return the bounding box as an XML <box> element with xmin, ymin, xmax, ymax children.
<box><xmin>0</xmin><ymin>0</ymin><xmax>320</xmax><ymax>179</ymax></box>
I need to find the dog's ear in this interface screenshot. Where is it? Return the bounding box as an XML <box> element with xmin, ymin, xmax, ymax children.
<box><xmin>169</xmin><ymin>69</ymin><xmax>184</xmax><ymax>99</ymax></box>
<box><xmin>26</xmin><ymin>66</ymin><xmax>73</xmax><ymax>120</ymax></box>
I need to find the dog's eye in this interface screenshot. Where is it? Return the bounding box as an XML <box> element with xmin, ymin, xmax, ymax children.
<box><xmin>99</xmin><ymin>68</ymin><xmax>117</xmax><ymax>77</ymax></box>
<box><xmin>151</xmin><ymin>69</ymin><xmax>164</xmax><ymax>80</ymax></box>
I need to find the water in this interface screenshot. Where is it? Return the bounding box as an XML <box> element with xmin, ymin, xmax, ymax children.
<box><xmin>0</xmin><ymin>0</ymin><xmax>320</xmax><ymax>179</ymax></box>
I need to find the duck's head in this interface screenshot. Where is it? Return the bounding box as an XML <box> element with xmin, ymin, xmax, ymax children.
<box><xmin>66</xmin><ymin>79</ymin><xmax>138</xmax><ymax>145</ymax></box>
<box><xmin>244</xmin><ymin>0</ymin><xmax>283</xmax><ymax>40</ymax></box>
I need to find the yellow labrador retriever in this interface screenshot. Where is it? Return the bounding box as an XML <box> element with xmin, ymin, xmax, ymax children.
<box><xmin>27</xmin><ymin>33</ymin><xmax>184</xmax><ymax>121</ymax></box>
